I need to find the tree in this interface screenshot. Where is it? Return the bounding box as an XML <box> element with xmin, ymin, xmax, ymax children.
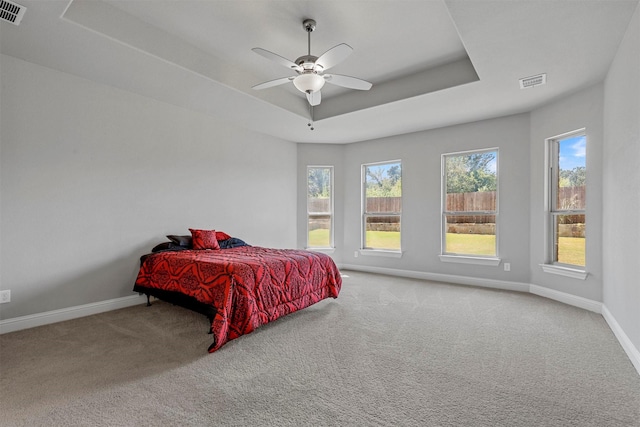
<box><xmin>559</xmin><ymin>166</ymin><xmax>585</xmax><ymax>188</ymax></box>
<box><xmin>446</xmin><ymin>152</ymin><xmax>496</xmax><ymax>194</ymax></box>
<box><xmin>366</xmin><ymin>163</ymin><xmax>402</xmax><ymax>197</ymax></box>
<box><xmin>308</xmin><ymin>168</ymin><xmax>330</xmax><ymax>198</ymax></box>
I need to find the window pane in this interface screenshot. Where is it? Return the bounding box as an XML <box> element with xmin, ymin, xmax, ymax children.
<box><xmin>549</xmin><ymin>131</ymin><xmax>586</xmax><ymax>268</ymax></box>
<box><xmin>554</xmin><ymin>214</ymin><xmax>586</xmax><ymax>266</ymax></box>
<box><xmin>364</xmin><ymin>162</ymin><xmax>402</xmax><ymax>212</ymax></box>
<box><xmin>442</xmin><ymin>150</ymin><xmax>497</xmax><ymax>257</ymax></box>
<box><xmin>445</xmin><ymin>214</ymin><xmax>496</xmax><ymax>256</ymax></box>
<box><xmin>363</xmin><ymin>161</ymin><xmax>402</xmax><ymax>251</ymax></box>
<box><xmin>307</xmin><ymin>167</ymin><xmax>332</xmax><ymax>248</ymax></box>
<box><xmin>556</xmin><ymin>135</ymin><xmax>586</xmax><ymax>210</ymax></box>
<box><xmin>308</xmin><ymin>215</ymin><xmax>331</xmax><ymax>248</ymax></box>
<box><xmin>307</xmin><ymin>168</ymin><xmax>331</xmax><ymax>212</ymax></box>
<box><xmin>365</xmin><ymin>215</ymin><xmax>401</xmax><ymax>250</ymax></box>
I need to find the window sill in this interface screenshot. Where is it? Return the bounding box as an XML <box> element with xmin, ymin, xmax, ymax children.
<box><xmin>540</xmin><ymin>264</ymin><xmax>588</xmax><ymax>280</ymax></box>
<box><xmin>439</xmin><ymin>255</ymin><xmax>501</xmax><ymax>266</ymax></box>
<box><xmin>306</xmin><ymin>247</ymin><xmax>335</xmax><ymax>254</ymax></box>
<box><xmin>359</xmin><ymin>249</ymin><xmax>403</xmax><ymax>259</ymax></box>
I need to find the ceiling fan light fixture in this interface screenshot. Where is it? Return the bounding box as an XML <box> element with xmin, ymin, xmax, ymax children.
<box><xmin>293</xmin><ymin>73</ymin><xmax>325</xmax><ymax>93</ymax></box>
<box><xmin>252</xmin><ymin>17</ymin><xmax>370</xmax><ymax>110</ymax></box>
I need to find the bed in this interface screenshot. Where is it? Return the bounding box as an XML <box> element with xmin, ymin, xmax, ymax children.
<box><xmin>133</xmin><ymin>229</ymin><xmax>342</xmax><ymax>352</ymax></box>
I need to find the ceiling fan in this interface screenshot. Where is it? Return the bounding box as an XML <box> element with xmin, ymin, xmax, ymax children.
<box><xmin>251</xmin><ymin>18</ymin><xmax>373</xmax><ymax>107</ymax></box>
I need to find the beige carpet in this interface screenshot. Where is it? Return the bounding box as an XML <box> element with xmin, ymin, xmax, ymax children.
<box><xmin>1</xmin><ymin>271</ymin><xmax>639</xmax><ymax>426</ymax></box>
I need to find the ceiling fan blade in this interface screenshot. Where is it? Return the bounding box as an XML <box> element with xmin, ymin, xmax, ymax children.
<box><xmin>315</xmin><ymin>43</ymin><xmax>353</xmax><ymax>70</ymax></box>
<box><xmin>252</xmin><ymin>48</ymin><xmax>302</xmax><ymax>72</ymax></box>
<box><xmin>324</xmin><ymin>74</ymin><xmax>372</xmax><ymax>90</ymax></box>
<box><xmin>306</xmin><ymin>91</ymin><xmax>321</xmax><ymax>106</ymax></box>
<box><xmin>252</xmin><ymin>76</ymin><xmax>294</xmax><ymax>90</ymax></box>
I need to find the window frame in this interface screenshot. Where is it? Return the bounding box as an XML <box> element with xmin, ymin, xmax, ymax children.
<box><xmin>543</xmin><ymin>129</ymin><xmax>587</xmax><ymax>276</ymax></box>
<box><xmin>306</xmin><ymin>165</ymin><xmax>334</xmax><ymax>250</ymax></box>
<box><xmin>440</xmin><ymin>148</ymin><xmax>500</xmax><ymax>265</ymax></box>
<box><xmin>361</xmin><ymin>159</ymin><xmax>402</xmax><ymax>254</ymax></box>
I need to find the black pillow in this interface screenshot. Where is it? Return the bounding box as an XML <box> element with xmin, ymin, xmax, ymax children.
<box><xmin>152</xmin><ymin>242</ymin><xmax>173</xmax><ymax>252</ymax></box>
<box><xmin>218</xmin><ymin>237</ymin><xmax>249</xmax><ymax>249</ymax></box>
<box><xmin>166</xmin><ymin>235</ymin><xmax>192</xmax><ymax>248</ymax></box>
<box><xmin>152</xmin><ymin>242</ymin><xmax>187</xmax><ymax>253</ymax></box>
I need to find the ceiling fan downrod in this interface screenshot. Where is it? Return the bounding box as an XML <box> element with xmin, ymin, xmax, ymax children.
<box><xmin>303</xmin><ymin>19</ymin><xmax>316</xmax><ymax>57</ymax></box>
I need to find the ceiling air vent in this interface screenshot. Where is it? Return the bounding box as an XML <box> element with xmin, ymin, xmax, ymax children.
<box><xmin>0</xmin><ymin>0</ymin><xmax>26</xmax><ymax>26</ymax></box>
<box><xmin>519</xmin><ymin>73</ymin><xmax>546</xmax><ymax>89</ymax></box>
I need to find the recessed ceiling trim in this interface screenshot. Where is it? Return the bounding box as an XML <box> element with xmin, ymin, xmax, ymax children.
<box><xmin>61</xmin><ymin>0</ymin><xmax>307</xmax><ymax>118</ymax></box>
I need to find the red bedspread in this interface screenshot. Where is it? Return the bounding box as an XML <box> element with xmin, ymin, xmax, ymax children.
<box><xmin>134</xmin><ymin>246</ymin><xmax>342</xmax><ymax>352</ymax></box>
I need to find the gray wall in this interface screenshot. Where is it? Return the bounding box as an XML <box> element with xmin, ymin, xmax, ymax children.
<box><xmin>0</xmin><ymin>55</ymin><xmax>297</xmax><ymax>320</ymax></box>
<box><xmin>603</xmin><ymin>4</ymin><xmax>640</xmax><ymax>354</ymax></box>
<box><xmin>299</xmin><ymin>86</ymin><xmax>609</xmax><ymax>300</ymax></box>
<box><xmin>300</xmin><ymin>86</ymin><xmax>606</xmax><ymax>299</ymax></box>
<box><xmin>529</xmin><ymin>84</ymin><xmax>604</xmax><ymax>301</ymax></box>
<box><xmin>300</xmin><ymin>114</ymin><xmax>531</xmax><ymax>284</ymax></box>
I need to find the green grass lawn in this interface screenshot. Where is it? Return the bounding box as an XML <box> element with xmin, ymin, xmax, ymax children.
<box><xmin>365</xmin><ymin>231</ymin><xmax>401</xmax><ymax>250</ymax></box>
<box><xmin>557</xmin><ymin>237</ymin><xmax>586</xmax><ymax>266</ymax></box>
<box><xmin>445</xmin><ymin>233</ymin><xmax>495</xmax><ymax>255</ymax></box>
<box><xmin>308</xmin><ymin>229</ymin><xmax>330</xmax><ymax>248</ymax></box>
<box><xmin>310</xmin><ymin>230</ymin><xmax>585</xmax><ymax>266</ymax></box>
<box><xmin>308</xmin><ymin>229</ymin><xmax>403</xmax><ymax>249</ymax></box>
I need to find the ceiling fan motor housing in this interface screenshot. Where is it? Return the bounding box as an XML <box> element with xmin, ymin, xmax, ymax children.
<box><xmin>295</xmin><ymin>55</ymin><xmax>321</xmax><ymax>72</ymax></box>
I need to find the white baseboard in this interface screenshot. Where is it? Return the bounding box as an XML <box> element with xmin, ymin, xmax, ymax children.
<box><xmin>529</xmin><ymin>284</ymin><xmax>603</xmax><ymax>313</ymax></box>
<box><xmin>602</xmin><ymin>305</ymin><xmax>640</xmax><ymax>376</ymax></box>
<box><xmin>339</xmin><ymin>263</ymin><xmax>530</xmax><ymax>293</ymax></box>
<box><xmin>0</xmin><ymin>294</ymin><xmax>147</xmax><ymax>334</ymax></box>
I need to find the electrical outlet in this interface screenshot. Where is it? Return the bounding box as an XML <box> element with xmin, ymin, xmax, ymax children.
<box><xmin>354</xmin><ymin>251</ymin><xmax>359</xmax><ymax>258</ymax></box>
<box><xmin>0</xmin><ymin>290</ymin><xmax>10</xmax><ymax>304</ymax></box>
<box><xmin>504</xmin><ymin>263</ymin><xmax>511</xmax><ymax>272</ymax></box>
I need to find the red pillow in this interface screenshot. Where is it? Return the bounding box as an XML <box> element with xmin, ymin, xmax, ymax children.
<box><xmin>189</xmin><ymin>229</ymin><xmax>221</xmax><ymax>250</ymax></box>
<box><xmin>215</xmin><ymin>231</ymin><xmax>232</xmax><ymax>241</ymax></box>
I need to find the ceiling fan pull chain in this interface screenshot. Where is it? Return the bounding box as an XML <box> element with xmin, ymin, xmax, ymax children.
<box><xmin>308</xmin><ymin>104</ymin><xmax>315</xmax><ymax>130</ymax></box>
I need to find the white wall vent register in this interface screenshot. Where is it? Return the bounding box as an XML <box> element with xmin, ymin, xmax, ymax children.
<box><xmin>0</xmin><ymin>0</ymin><xmax>26</xmax><ymax>26</ymax></box>
<box><xmin>519</xmin><ymin>73</ymin><xmax>547</xmax><ymax>89</ymax></box>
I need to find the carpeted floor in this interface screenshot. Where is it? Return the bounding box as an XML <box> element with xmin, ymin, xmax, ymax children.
<box><xmin>1</xmin><ymin>270</ymin><xmax>639</xmax><ymax>426</ymax></box>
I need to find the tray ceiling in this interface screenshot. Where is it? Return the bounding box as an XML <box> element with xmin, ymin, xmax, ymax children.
<box><xmin>1</xmin><ymin>0</ymin><xmax>638</xmax><ymax>143</ymax></box>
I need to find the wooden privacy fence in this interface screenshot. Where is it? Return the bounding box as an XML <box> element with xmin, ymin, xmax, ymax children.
<box><xmin>446</xmin><ymin>192</ymin><xmax>495</xmax><ymax>224</ymax></box>
<box><xmin>308</xmin><ymin>198</ymin><xmax>330</xmax><ymax>213</ymax></box>
<box><xmin>558</xmin><ymin>186</ymin><xmax>586</xmax><ymax>210</ymax></box>
<box><xmin>310</xmin><ymin>186</ymin><xmax>586</xmax><ymax>230</ymax></box>
<box><xmin>365</xmin><ymin>197</ymin><xmax>402</xmax><ymax>213</ymax></box>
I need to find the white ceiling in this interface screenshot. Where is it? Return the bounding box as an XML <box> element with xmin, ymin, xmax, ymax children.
<box><xmin>1</xmin><ymin>0</ymin><xmax>638</xmax><ymax>143</ymax></box>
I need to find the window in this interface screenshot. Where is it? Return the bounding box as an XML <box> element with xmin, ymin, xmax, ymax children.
<box><xmin>442</xmin><ymin>149</ymin><xmax>498</xmax><ymax>257</ymax></box>
<box><xmin>547</xmin><ymin>130</ymin><xmax>586</xmax><ymax>268</ymax></box>
<box><xmin>362</xmin><ymin>160</ymin><xmax>402</xmax><ymax>251</ymax></box>
<box><xmin>307</xmin><ymin>166</ymin><xmax>333</xmax><ymax>248</ymax></box>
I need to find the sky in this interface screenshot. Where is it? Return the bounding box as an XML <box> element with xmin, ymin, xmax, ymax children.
<box><xmin>365</xmin><ymin>162</ymin><xmax>400</xmax><ymax>179</ymax></box>
<box><xmin>487</xmin><ymin>153</ymin><xmax>497</xmax><ymax>173</ymax></box>
<box><xmin>559</xmin><ymin>135</ymin><xmax>586</xmax><ymax>171</ymax></box>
